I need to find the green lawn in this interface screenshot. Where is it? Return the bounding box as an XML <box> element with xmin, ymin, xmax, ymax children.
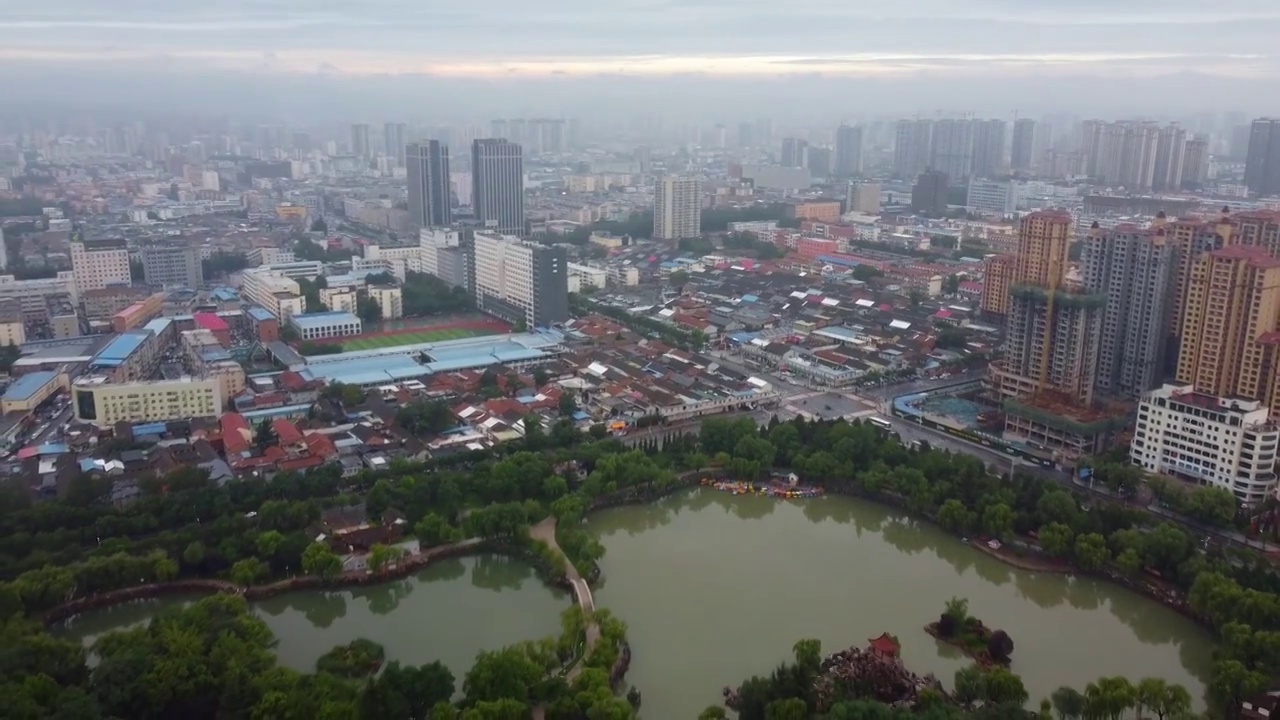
<box><xmin>340</xmin><ymin>327</ymin><xmax>491</xmax><ymax>351</ymax></box>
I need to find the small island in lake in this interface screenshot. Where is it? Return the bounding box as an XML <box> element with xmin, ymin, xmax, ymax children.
<box><xmin>316</xmin><ymin>638</ymin><xmax>387</xmax><ymax>678</ymax></box>
<box><xmin>924</xmin><ymin>597</ymin><xmax>1014</xmax><ymax>669</ymax></box>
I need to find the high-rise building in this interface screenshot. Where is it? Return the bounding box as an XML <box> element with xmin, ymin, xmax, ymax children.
<box><xmin>351</xmin><ymin>123</ymin><xmax>372</xmax><ymax>159</ymax></box>
<box><xmin>1244</xmin><ymin>118</ymin><xmax>1280</xmax><ymax>197</ymax></box>
<box><xmin>1175</xmin><ymin>245</ymin><xmax>1280</xmax><ymax>407</ymax></box>
<box><xmin>806</xmin><ymin>147</ymin><xmax>831</xmax><ymax>178</ymax></box>
<box><xmin>971</xmin><ymin>119</ymin><xmax>1007</xmax><ymax>178</ymax></box>
<box><xmin>1182</xmin><ymin>137</ymin><xmax>1210</xmax><ymax>190</ymax></box>
<box><xmin>1165</xmin><ymin>213</ymin><xmax>1232</xmax><ymax>349</ymax></box>
<box><xmin>930</xmin><ymin>119</ymin><xmax>975</xmax><ymax>180</ymax></box>
<box><xmin>847</xmin><ymin>182</ymin><xmax>880</xmax><ymax>215</ymax></box>
<box><xmin>140</xmin><ymin>244</ymin><xmax>203</xmax><ymax>289</ymax></box>
<box><xmin>406</xmin><ymin>140</ymin><xmax>453</xmax><ymax>228</ymax></box>
<box><xmin>1235</xmin><ymin>210</ymin><xmax>1280</xmax><ymax>257</ymax></box>
<box><xmin>472</xmin><ymin>231</ymin><xmax>568</xmax><ymax>328</ymax></box>
<box><xmin>653</xmin><ymin>176</ymin><xmax>702</xmax><ymax>241</ymax></box>
<box><xmin>966</xmin><ymin>180</ymin><xmax>1019</xmax><ymax>217</ymax></box>
<box><xmin>1011</xmin><ymin>119</ymin><xmax>1036</xmax><ymax>172</ymax></box>
<box><xmin>1152</xmin><ymin>125</ymin><xmax>1187</xmax><ymax>192</ymax></box>
<box><xmin>1081</xmin><ymin>223</ymin><xmax>1179</xmax><ymax>399</ymax></box>
<box><xmin>834</xmin><ymin>125</ymin><xmax>864</xmax><ymax>177</ymax></box>
<box><xmin>384</xmin><ymin>122</ymin><xmax>407</xmax><ymax>166</ymax></box>
<box><xmin>987</xmin><ymin>210</ymin><xmax>1119</xmax><ymax>458</ymax></box>
<box><xmin>471</xmin><ymin>139</ymin><xmax>525</xmax><ymax>236</ymax></box>
<box><xmin>780</xmin><ymin>138</ymin><xmax>808</xmax><ymax>168</ymax></box>
<box><xmin>70</xmin><ymin>238</ymin><xmax>131</xmax><ymax>294</ymax></box>
<box><xmin>893</xmin><ymin>119</ymin><xmax>933</xmax><ymax>179</ymax></box>
<box><xmin>910</xmin><ymin>170</ymin><xmax>949</xmax><ymax>216</ymax></box>
<box><xmin>979</xmin><ymin>254</ymin><xmax>1014</xmax><ymax>318</ymax></box>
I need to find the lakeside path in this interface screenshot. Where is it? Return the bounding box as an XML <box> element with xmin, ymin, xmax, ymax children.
<box><xmin>529</xmin><ymin>516</ymin><xmax>600</xmax><ymax>681</ymax></box>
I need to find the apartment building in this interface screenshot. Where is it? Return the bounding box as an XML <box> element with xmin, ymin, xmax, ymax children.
<box><xmin>978</xmin><ymin>254</ymin><xmax>1014</xmax><ymax>318</ymax></box>
<box><xmin>653</xmin><ymin>176</ymin><xmax>702</xmax><ymax>241</ymax></box>
<box><xmin>473</xmin><ymin>231</ymin><xmax>568</xmax><ymax>328</ymax></box>
<box><xmin>140</xmin><ymin>244</ymin><xmax>203</xmax><ymax>289</ymax></box>
<box><xmin>241</xmin><ymin>269</ymin><xmax>306</xmax><ymax>320</ymax></box>
<box><xmin>70</xmin><ymin>238</ymin><xmax>131</xmax><ymax>293</ymax></box>
<box><xmin>1132</xmin><ymin>385</ymin><xmax>1279</xmax><ymax>505</ymax></box>
<box><xmin>1176</xmin><ymin>245</ymin><xmax>1280</xmax><ymax>407</ymax></box>
<box><xmin>1081</xmin><ymin>224</ymin><xmax>1179</xmax><ymax>399</ymax></box>
<box><xmin>73</xmin><ymin>375</ymin><xmax>223</xmax><ymax>427</ymax></box>
<box><xmin>367</xmin><ymin>285</ymin><xmax>403</xmax><ymax>319</ymax></box>
<box><xmin>319</xmin><ymin>287</ymin><xmax>358</xmax><ymax>314</ymax></box>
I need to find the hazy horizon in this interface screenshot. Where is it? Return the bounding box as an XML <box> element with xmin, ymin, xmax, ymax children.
<box><xmin>1</xmin><ymin>0</ymin><xmax>1279</xmax><ymax>121</ymax></box>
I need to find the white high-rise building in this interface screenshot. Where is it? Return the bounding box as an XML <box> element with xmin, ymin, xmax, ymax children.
<box><xmin>70</xmin><ymin>239</ymin><xmax>131</xmax><ymax>294</ymax></box>
<box><xmin>1131</xmin><ymin>384</ymin><xmax>1280</xmax><ymax>506</ymax></box>
<box><xmin>472</xmin><ymin>231</ymin><xmax>567</xmax><ymax>328</ymax></box>
<box><xmin>653</xmin><ymin>176</ymin><xmax>702</xmax><ymax>241</ymax></box>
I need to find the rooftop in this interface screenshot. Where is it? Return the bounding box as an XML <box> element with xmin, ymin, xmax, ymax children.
<box><xmin>2</xmin><ymin>371</ymin><xmax>58</xmax><ymax>402</ymax></box>
<box><xmin>90</xmin><ymin>331</ymin><xmax>152</xmax><ymax>368</ymax></box>
<box><xmin>289</xmin><ymin>311</ymin><xmax>361</xmax><ymax>329</ymax></box>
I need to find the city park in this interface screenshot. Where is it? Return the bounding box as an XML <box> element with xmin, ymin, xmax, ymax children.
<box><xmin>0</xmin><ymin>411</ymin><xmax>1277</xmax><ymax>719</ymax></box>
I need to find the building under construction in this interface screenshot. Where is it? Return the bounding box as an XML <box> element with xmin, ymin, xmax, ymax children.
<box><xmin>985</xmin><ymin>210</ymin><xmax>1128</xmax><ymax>461</ymax></box>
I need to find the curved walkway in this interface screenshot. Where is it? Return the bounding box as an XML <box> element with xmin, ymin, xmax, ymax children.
<box><xmin>529</xmin><ymin>517</ymin><xmax>599</xmax><ymax>680</ymax></box>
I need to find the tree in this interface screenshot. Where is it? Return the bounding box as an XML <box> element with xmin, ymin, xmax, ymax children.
<box><xmin>182</xmin><ymin>541</ymin><xmax>206</xmax><ymax>568</ymax></box>
<box><xmin>937</xmin><ymin>499</ymin><xmax>972</xmax><ymax>534</ymax></box>
<box><xmin>1037</xmin><ymin>523</ymin><xmax>1074</xmax><ymax>558</ymax></box>
<box><xmin>558</xmin><ymin>391</ymin><xmax>577</xmax><ymax>418</ymax></box>
<box><xmin>368</xmin><ymin>543</ymin><xmax>401</xmax><ymax>574</ymax></box>
<box><xmin>764</xmin><ymin>698</ymin><xmax>808</xmax><ymax>720</ymax></box>
<box><xmin>987</xmin><ymin>629</ymin><xmax>1014</xmax><ymax>663</ymax></box>
<box><xmin>230</xmin><ymin>557</ymin><xmax>269</xmax><ymax>587</ymax></box>
<box><xmin>357</xmin><ymin>294</ymin><xmax>383</xmax><ymax>323</ymax></box>
<box><xmin>1184</xmin><ymin>486</ymin><xmax>1237</xmax><ymax>527</ymax></box>
<box><xmin>301</xmin><ymin>542</ymin><xmax>343</xmax><ymax>580</ymax></box>
<box><xmin>360</xmin><ymin>660</ymin><xmax>454</xmax><ymax>719</ymax></box>
<box><xmin>669</xmin><ymin>269</ymin><xmax>689</xmax><ymax>288</ymax></box>
<box><xmin>983</xmin><ymin>667</ymin><xmax>1028</xmax><ymax>706</ymax></box>
<box><xmin>938</xmin><ymin>596</ymin><xmax>969</xmax><ymax>637</ymax></box>
<box><xmin>1051</xmin><ymin>686</ymin><xmax>1086</xmax><ymax>719</ymax></box>
<box><xmin>953</xmin><ymin>665</ymin><xmax>985</xmax><ymax>709</ymax></box>
<box><xmin>698</xmin><ymin>707</ymin><xmax>729</xmax><ymax>720</ymax></box>
<box><xmin>792</xmin><ymin>638</ymin><xmax>821</xmax><ymax>674</ymax></box>
<box><xmin>1137</xmin><ymin>678</ymin><xmax>1192</xmax><ymax>720</ymax></box>
<box><xmin>1073</xmin><ymin>533</ymin><xmax>1110</xmax><ymax>571</ymax></box>
<box><xmin>254</xmin><ymin>419</ymin><xmax>277</xmax><ymax>452</ymax></box>
<box><xmin>1209</xmin><ymin>659</ymin><xmax>1268</xmax><ymax>719</ymax></box>
<box><xmin>311</xmin><ymin>218</ymin><xmax>328</xmax><ymax>233</ymax></box>
<box><xmin>852</xmin><ymin>264</ymin><xmax>884</xmax><ymax>282</ymax></box>
<box><xmin>1116</xmin><ymin>548</ymin><xmax>1144</xmax><ymax>577</ymax></box>
<box><xmin>982</xmin><ymin>503</ymin><xmax>1015</xmax><ymax>540</ymax></box>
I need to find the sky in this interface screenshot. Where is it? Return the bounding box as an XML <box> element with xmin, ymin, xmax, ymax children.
<box><xmin>1</xmin><ymin>0</ymin><xmax>1278</xmax><ymax>118</ymax></box>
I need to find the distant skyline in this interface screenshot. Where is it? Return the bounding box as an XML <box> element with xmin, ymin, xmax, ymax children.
<box><xmin>1</xmin><ymin>1</ymin><xmax>1279</xmax><ymax>119</ymax></box>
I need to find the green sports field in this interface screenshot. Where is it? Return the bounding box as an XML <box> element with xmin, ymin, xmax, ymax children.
<box><xmin>340</xmin><ymin>327</ymin><xmax>494</xmax><ymax>351</ymax></box>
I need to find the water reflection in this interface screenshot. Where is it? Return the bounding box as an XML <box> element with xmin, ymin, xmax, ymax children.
<box><xmin>471</xmin><ymin>554</ymin><xmax>534</xmax><ymax>592</ymax></box>
<box><xmin>1014</xmin><ymin>572</ymin><xmax>1066</xmax><ymax>609</ymax></box>
<box><xmin>357</xmin><ymin>579</ymin><xmax>415</xmax><ymax>616</ymax></box>
<box><xmin>298</xmin><ymin>591</ymin><xmax>348</xmax><ymax>628</ymax></box>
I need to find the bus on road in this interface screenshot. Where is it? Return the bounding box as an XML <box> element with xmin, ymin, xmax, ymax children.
<box><xmin>868</xmin><ymin>417</ymin><xmax>892</xmax><ymax>430</ymax></box>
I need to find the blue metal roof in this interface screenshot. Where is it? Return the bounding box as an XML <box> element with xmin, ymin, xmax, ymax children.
<box><xmin>246</xmin><ymin>306</ymin><xmax>275</xmax><ymax>322</ymax></box>
<box><xmin>298</xmin><ymin>355</ymin><xmax>431</xmax><ymax>385</ymax></box>
<box><xmin>200</xmin><ymin>348</ymin><xmax>233</xmax><ymax>363</ymax></box>
<box><xmin>143</xmin><ymin>318</ymin><xmax>173</xmax><ymax>335</ymax></box>
<box><xmin>93</xmin><ymin>331</ymin><xmax>151</xmax><ymax>366</ymax></box>
<box><xmin>290</xmin><ymin>311</ymin><xmax>361</xmax><ymax>329</ymax></box>
<box><xmin>132</xmin><ymin>422</ymin><xmax>167</xmax><ymax>436</ymax></box>
<box><xmin>2</xmin><ymin>371</ymin><xmax>58</xmax><ymax>401</ymax></box>
<box><xmin>817</xmin><ymin>255</ymin><xmax>862</xmax><ymax>268</ymax></box>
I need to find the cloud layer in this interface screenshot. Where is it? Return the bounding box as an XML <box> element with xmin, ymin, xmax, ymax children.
<box><xmin>2</xmin><ymin>0</ymin><xmax>1278</xmax><ymax>77</ymax></box>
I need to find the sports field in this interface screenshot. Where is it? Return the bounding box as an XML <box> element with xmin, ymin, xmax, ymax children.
<box><xmin>340</xmin><ymin>326</ymin><xmax>495</xmax><ymax>351</ymax></box>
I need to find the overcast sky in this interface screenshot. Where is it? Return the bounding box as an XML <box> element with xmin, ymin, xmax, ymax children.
<box><xmin>1</xmin><ymin>1</ymin><xmax>1278</xmax><ymax>118</ymax></box>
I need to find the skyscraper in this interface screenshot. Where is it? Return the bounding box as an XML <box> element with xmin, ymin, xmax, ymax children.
<box><xmin>987</xmin><ymin>211</ymin><xmax>1118</xmax><ymax>458</ymax></box>
<box><xmin>406</xmin><ymin>140</ymin><xmax>453</xmax><ymax>229</ymax></box>
<box><xmin>351</xmin><ymin>123</ymin><xmax>371</xmax><ymax>159</ymax></box>
<box><xmin>384</xmin><ymin>122</ymin><xmax>407</xmax><ymax>166</ymax></box>
<box><xmin>653</xmin><ymin>176</ymin><xmax>702</xmax><ymax>241</ymax></box>
<box><xmin>930</xmin><ymin>119</ymin><xmax>975</xmax><ymax>180</ymax></box>
<box><xmin>1011</xmin><ymin>119</ymin><xmax>1036</xmax><ymax>172</ymax></box>
<box><xmin>979</xmin><ymin>254</ymin><xmax>1014</xmax><ymax>318</ymax></box>
<box><xmin>893</xmin><ymin>119</ymin><xmax>933</xmax><ymax>179</ymax></box>
<box><xmin>780</xmin><ymin>138</ymin><xmax>808</xmax><ymax>168</ymax></box>
<box><xmin>910</xmin><ymin>171</ymin><xmax>949</xmax><ymax>216</ymax></box>
<box><xmin>834</xmin><ymin>125</ymin><xmax>864</xmax><ymax>177</ymax></box>
<box><xmin>1182</xmin><ymin>137</ymin><xmax>1210</xmax><ymax>190</ymax></box>
<box><xmin>1081</xmin><ymin>223</ymin><xmax>1179</xmax><ymax>399</ymax></box>
<box><xmin>1175</xmin><ymin>245</ymin><xmax>1280</xmax><ymax>406</ymax></box>
<box><xmin>1244</xmin><ymin>118</ymin><xmax>1280</xmax><ymax>197</ymax></box>
<box><xmin>971</xmin><ymin>119</ymin><xmax>1007</xmax><ymax>178</ymax></box>
<box><xmin>471</xmin><ymin>139</ymin><xmax>525</xmax><ymax>236</ymax></box>
<box><xmin>1165</xmin><ymin>213</ymin><xmax>1232</xmax><ymax>346</ymax></box>
<box><xmin>1152</xmin><ymin>125</ymin><xmax>1187</xmax><ymax>192</ymax></box>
